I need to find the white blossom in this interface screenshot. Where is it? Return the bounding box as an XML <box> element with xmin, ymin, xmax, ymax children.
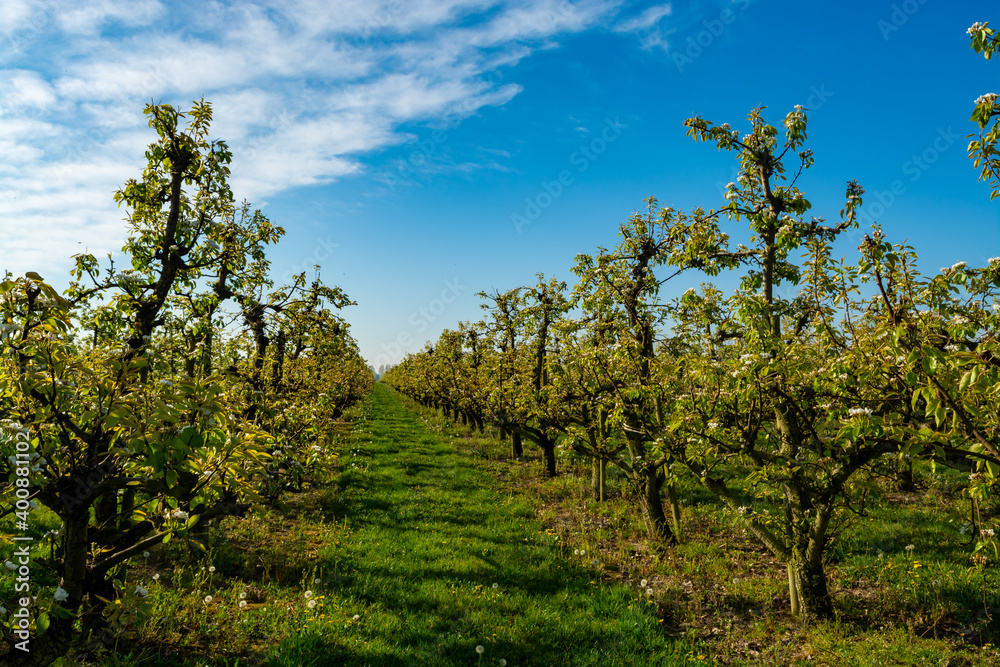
<box><xmin>968</xmin><ymin>22</ymin><xmax>985</xmax><ymax>35</ymax></box>
<box><xmin>974</xmin><ymin>93</ymin><xmax>998</xmax><ymax>106</ymax></box>
<box><xmin>847</xmin><ymin>407</ymin><xmax>873</xmax><ymax>417</ymax></box>
<box><xmin>54</xmin><ymin>587</ymin><xmax>69</xmax><ymax>602</ymax></box>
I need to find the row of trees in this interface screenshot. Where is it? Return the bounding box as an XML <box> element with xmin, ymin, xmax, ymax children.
<box><xmin>0</xmin><ymin>102</ymin><xmax>372</xmax><ymax>666</ymax></box>
<box><xmin>384</xmin><ymin>23</ymin><xmax>1000</xmax><ymax>622</ymax></box>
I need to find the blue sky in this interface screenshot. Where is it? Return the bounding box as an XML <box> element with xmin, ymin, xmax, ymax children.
<box><xmin>1</xmin><ymin>0</ymin><xmax>997</xmax><ymax>368</ymax></box>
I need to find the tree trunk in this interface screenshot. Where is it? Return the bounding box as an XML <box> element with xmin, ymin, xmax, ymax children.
<box><xmin>638</xmin><ymin>467</ymin><xmax>675</xmax><ymax>543</ymax></box>
<box><xmin>665</xmin><ymin>480</ymin><xmax>682</xmax><ymax>543</ymax></box>
<box><xmin>511</xmin><ymin>431</ymin><xmax>523</xmax><ymax>459</ymax></box>
<box><xmin>789</xmin><ymin>554</ymin><xmax>833</xmax><ymax>620</ymax></box>
<box><xmin>540</xmin><ymin>437</ymin><xmax>556</xmax><ymax>478</ymax></box>
<box><xmin>591</xmin><ymin>458</ymin><xmax>607</xmax><ymax>501</ymax></box>
<box><xmin>895</xmin><ymin>456</ymin><xmax>915</xmax><ymax>492</ymax></box>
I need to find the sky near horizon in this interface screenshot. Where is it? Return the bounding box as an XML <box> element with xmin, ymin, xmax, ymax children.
<box><xmin>1</xmin><ymin>0</ymin><xmax>998</xmax><ymax>367</ymax></box>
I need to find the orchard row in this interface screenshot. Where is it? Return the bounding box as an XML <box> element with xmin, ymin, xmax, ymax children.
<box><xmin>383</xmin><ymin>21</ymin><xmax>1000</xmax><ymax>624</ymax></box>
<box><xmin>0</xmin><ymin>102</ymin><xmax>371</xmax><ymax>665</ymax></box>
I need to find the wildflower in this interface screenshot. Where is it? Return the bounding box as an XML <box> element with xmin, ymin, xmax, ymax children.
<box><xmin>905</xmin><ymin>544</ymin><xmax>915</xmax><ymax>552</ymax></box>
<box><xmin>492</xmin><ymin>583</ymin><xmax>499</xmax><ymax>589</ymax></box>
<box><xmin>732</xmin><ymin>577</ymin><xmax>740</xmax><ymax>584</ymax></box>
<box><xmin>135</xmin><ymin>585</ymin><xmax>148</xmax><ymax>598</ymax></box>
<box><xmin>208</xmin><ymin>566</ymin><xmax>216</xmax><ymax>573</ymax></box>
<box><xmin>308</xmin><ymin>599</ymin><xmax>317</xmax><ymax>609</ymax></box>
<box><xmin>640</xmin><ymin>578</ymin><xmax>648</xmax><ymax>587</ymax></box>
<box><xmin>974</xmin><ymin>93</ymin><xmax>998</xmax><ymax>106</ymax></box>
<box><xmin>983</xmin><ymin>528</ymin><xmax>996</xmax><ymax>538</ymax></box>
<box><xmin>204</xmin><ymin>595</ymin><xmax>213</xmax><ymax>604</ymax></box>
<box><xmin>304</xmin><ymin>590</ymin><xmax>313</xmax><ymax>599</ymax></box>
<box><xmin>239</xmin><ymin>600</ymin><xmax>247</xmax><ymax>608</ymax></box>
<box><xmin>239</xmin><ymin>591</ymin><xmax>247</xmax><ymax>599</ymax></box>
<box><xmin>476</xmin><ymin>646</ymin><xmax>485</xmax><ymax>655</ymax></box>
<box><xmin>54</xmin><ymin>587</ymin><xmax>69</xmax><ymax>602</ymax></box>
<box><xmin>646</xmin><ymin>588</ymin><xmax>654</xmax><ymax>596</ymax></box>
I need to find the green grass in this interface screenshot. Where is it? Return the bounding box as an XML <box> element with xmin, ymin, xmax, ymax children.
<box><xmin>390</xmin><ymin>394</ymin><xmax>1000</xmax><ymax>666</ymax></box>
<box><xmin>26</xmin><ymin>381</ymin><xmax>999</xmax><ymax>665</ymax></box>
<box><xmin>69</xmin><ymin>383</ymin><xmax>707</xmax><ymax>666</ymax></box>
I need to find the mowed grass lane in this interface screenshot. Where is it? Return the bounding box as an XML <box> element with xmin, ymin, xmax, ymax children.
<box><xmin>297</xmin><ymin>383</ymin><xmax>705</xmax><ymax>666</ymax></box>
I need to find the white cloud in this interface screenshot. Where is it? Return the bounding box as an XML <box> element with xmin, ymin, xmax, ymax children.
<box><xmin>614</xmin><ymin>3</ymin><xmax>671</xmax><ymax>33</ymax></box>
<box><xmin>0</xmin><ymin>0</ymin><xmax>624</xmax><ymax>278</ymax></box>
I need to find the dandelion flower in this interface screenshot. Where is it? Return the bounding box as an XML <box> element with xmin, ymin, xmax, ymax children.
<box><xmin>905</xmin><ymin>544</ymin><xmax>915</xmax><ymax>552</ymax></box>
<box><xmin>239</xmin><ymin>591</ymin><xmax>247</xmax><ymax>599</ymax></box>
<box><xmin>54</xmin><ymin>587</ymin><xmax>69</xmax><ymax>602</ymax></box>
<box><xmin>353</xmin><ymin>614</ymin><xmax>360</xmax><ymax>621</ymax></box>
<box><xmin>646</xmin><ymin>588</ymin><xmax>654</xmax><ymax>596</ymax></box>
<box><xmin>476</xmin><ymin>645</ymin><xmax>485</xmax><ymax>654</ymax></box>
<box><xmin>304</xmin><ymin>590</ymin><xmax>313</xmax><ymax>599</ymax></box>
<box><xmin>239</xmin><ymin>600</ymin><xmax>247</xmax><ymax>608</ymax></box>
<box><xmin>492</xmin><ymin>583</ymin><xmax>499</xmax><ymax>589</ymax></box>
<box><xmin>152</xmin><ymin>573</ymin><xmax>160</xmax><ymax>581</ymax></box>
<box><xmin>640</xmin><ymin>579</ymin><xmax>648</xmax><ymax>587</ymax></box>
<box><xmin>142</xmin><ymin>551</ymin><xmax>150</xmax><ymax>558</ymax></box>
<box><xmin>500</xmin><ymin>661</ymin><xmax>507</xmax><ymax>667</ymax></box>
<box><xmin>208</xmin><ymin>566</ymin><xmax>216</xmax><ymax>573</ymax></box>
<box><xmin>308</xmin><ymin>600</ymin><xmax>317</xmax><ymax>609</ymax></box>
<box><xmin>314</xmin><ymin>578</ymin><xmax>321</xmax><ymax>584</ymax></box>
<box><xmin>204</xmin><ymin>595</ymin><xmax>213</xmax><ymax>604</ymax></box>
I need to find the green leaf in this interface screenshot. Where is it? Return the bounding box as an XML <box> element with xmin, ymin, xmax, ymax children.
<box><xmin>37</xmin><ymin>612</ymin><xmax>50</xmax><ymax>634</ymax></box>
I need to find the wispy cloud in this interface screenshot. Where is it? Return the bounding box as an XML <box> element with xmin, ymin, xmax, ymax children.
<box><xmin>0</xmin><ymin>0</ymin><xmax>624</xmax><ymax>276</ymax></box>
<box><xmin>613</xmin><ymin>3</ymin><xmax>671</xmax><ymax>51</ymax></box>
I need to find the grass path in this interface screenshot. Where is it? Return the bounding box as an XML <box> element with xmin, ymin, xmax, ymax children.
<box><xmin>297</xmin><ymin>383</ymin><xmax>705</xmax><ymax>666</ymax></box>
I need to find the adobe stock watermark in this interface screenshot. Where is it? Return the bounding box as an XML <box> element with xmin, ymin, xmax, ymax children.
<box><xmin>855</xmin><ymin>126</ymin><xmax>959</xmax><ymax>229</ymax></box>
<box><xmin>230</xmin><ymin>110</ymin><xmax>295</xmax><ymax>179</ymax></box>
<box><xmin>280</xmin><ymin>236</ymin><xmax>340</xmax><ymax>284</ymax></box>
<box><xmin>376</xmin><ymin>72</ymin><xmax>508</xmax><ymax>193</ymax></box>
<box><xmin>714</xmin><ymin>84</ymin><xmax>833</xmax><ymax>198</ymax></box>
<box><xmin>371</xmin><ymin>278</ymin><xmax>468</xmax><ymax>368</ymax></box>
<box><xmin>51</xmin><ymin>66</ymin><xmax>169</xmax><ymax>184</ymax></box>
<box><xmin>671</xmin><ymin>0</ymin><xmax>753</xmax><ymax>73</ymax></box>
<box><xmin>3</xmin><ymin>422</ymin><xmax>35</xmax><ymax>652</ymax></box>
<box><xmin>344</xmin><ymin>1</ymin><xmax>402</xmax><ymax>50</ymax></box>
<box><xmin>877</xmin><ymin>0</ymin><xmax>929</xmax><ymax>41</ymax></box>
<box><xmin>511</xmin><ymin>117</ymin><xmax>627</xmax><ymax>233</ymax></box>
<box><xmin>2</xmin><ymin>0</ymin><xmax>58</xmax><ymax>58</ymax></box>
